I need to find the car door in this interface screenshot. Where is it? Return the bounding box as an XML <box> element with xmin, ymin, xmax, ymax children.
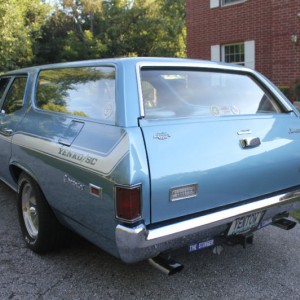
<box><xmin>0</xmin><ymin>75</ymin><xmax>28</xmax><ymax>188</ymax></box>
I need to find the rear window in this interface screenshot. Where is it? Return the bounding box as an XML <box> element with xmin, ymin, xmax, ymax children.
<box><xmin>140</xmin><ymin>69</ymin><xmax>283</xmax><ymax>119</ymax></box>
<box><xmin>36</xmin><ymin>66</ymin><xmax>116</xmax><ymax>123</ymax></box>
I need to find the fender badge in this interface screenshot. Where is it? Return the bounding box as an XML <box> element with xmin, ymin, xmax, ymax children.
<box><xmin>289</xmin><ymin>128</ymin><xmax>300</xmax><ymax>134</ymax></box>
<box><xmin>63</xmin><ymin>174</ymin><xmax>85</xmax><ymax>191</ymax></box>
<box><xmin>153</xmin><ymin>132</ymin><xmax>171</xmax><ymax>140</ymax></box>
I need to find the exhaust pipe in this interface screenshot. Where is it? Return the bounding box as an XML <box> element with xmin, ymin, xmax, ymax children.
<box><xmin>272</xmin><ymin>218</ymin><xmax>297</xmax><ymax>230</ymax></box>
<box><xmin>148</xmin><ymin>255</ymin><xmax>184</xmax><ymax>275</ymax></box>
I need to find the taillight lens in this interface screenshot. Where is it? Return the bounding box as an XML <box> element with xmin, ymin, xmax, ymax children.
<box><xmin>115</xmin><ymin>186</ymin><xmax>141</xmax><ymax>222</ymax></box>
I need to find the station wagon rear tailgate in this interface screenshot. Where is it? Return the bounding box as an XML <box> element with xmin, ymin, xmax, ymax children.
<box><xmin>140</xmin><ymin>115</ymin><xmax>300</xmax><ymax>223</ymax></box>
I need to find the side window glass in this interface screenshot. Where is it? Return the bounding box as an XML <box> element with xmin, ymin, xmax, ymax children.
<box><xmin>36</xmin><ymin>67</ymin><xmax>116</xmax><ymax>124</ymax></box>
<box><xmin>0</xmin><ymin>78</ymin><xmax>10</xmax><ymax>99</ymax></box>
<box><xmin>2</xmin><ymin>77</ymin><xmax>27</xmax><ymax>114</ymax></box>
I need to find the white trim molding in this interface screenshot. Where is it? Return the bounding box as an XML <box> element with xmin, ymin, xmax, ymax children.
<box><xmin>211</xmin><ymin>45</ymin><xmax>221</xmax><ymax>61</ymax></box>
<box><xmin>210</xmin><ymin>0</ymin><xmax>219</xmax><ymax>9</ymax></box>
<box><xmin>244</xmin><ymin>40</ymin><xmax>255</xmax><ymax>69</ymax></box>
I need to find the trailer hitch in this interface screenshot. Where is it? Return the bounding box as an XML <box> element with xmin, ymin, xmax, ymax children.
<box><xmin>272</xmin><ymin>218</ymin><xmax>297</xmax><ymax>230</ymax></box>
<box><xmin>225</xmin><ymin>234</ymin><xmax>254</xmax><ymax>249</ymax></box>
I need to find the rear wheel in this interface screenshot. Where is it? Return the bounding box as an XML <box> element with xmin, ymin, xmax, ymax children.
<box><xmin>17</xmin><ymin>173</ymin><xmax>64</xmax><ymax>253</ymax></box>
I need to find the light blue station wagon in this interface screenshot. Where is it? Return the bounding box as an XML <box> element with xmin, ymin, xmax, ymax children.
<box><xmin>0</xmin><ymin>57</ymin><xmax>300</xmax><ymax>274</ymax></box>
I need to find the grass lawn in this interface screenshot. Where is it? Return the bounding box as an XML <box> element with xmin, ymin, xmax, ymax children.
<box><xmin>291</xmin><ymin>209</ymin><xmax>300</xmax><ymax>221</ymax></box>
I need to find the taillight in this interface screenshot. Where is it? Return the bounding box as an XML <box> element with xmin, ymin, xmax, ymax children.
<box><xmin>115</xmin><ymin>185</ymin><xmax>141</xmax><ymax>223</ymax></box>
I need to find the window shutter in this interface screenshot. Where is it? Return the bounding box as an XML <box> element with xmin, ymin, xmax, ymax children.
<box><xmin>210</xmin><ymin>0</ymin><xmax>219</xmax><ymax>8</ymax></box>
<box><xmin>245</xmin><ymin>40</ymin><xmax>255</xmax><ymax>69</ymax></box>
<box><xmin>211</xmin><ymin>45</ymin><xmax>221</xmax><ymax>61</ymax></box>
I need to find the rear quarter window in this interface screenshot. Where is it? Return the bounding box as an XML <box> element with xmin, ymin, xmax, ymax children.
<box><xmin>1</xmin><ymin>77</ymin><xmax>27</xmax><ymax>114</ymax></box>
<box><xmin>140</xmin><ymin>69</ymin><xmax>283</xmax><ymax>119</ymax></box>
<box><xmin>36</xmin><ymin>66</ymin><xmax>116</xmax><ymax>124</ymax></box>
<box><xmin>0</xmin><ymin>77</ymin><xmax>10</xmax><ymax>99</ymax></box>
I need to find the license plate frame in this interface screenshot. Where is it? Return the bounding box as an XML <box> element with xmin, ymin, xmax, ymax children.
<box><xmin>227</xmin><ymin>211</ymin><xmax>264</xmax><ymax>236</ymax></box>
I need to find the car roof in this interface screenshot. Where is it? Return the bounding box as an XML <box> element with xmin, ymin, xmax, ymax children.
<box><xmin>2</xmin><ymin>57</ymin><xmax>249</xmax><ymax>76</ymax></box>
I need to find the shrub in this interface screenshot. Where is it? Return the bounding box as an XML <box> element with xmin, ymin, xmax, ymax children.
<box><xmin>279</xmin><ymin>78</ymin><xmax>300</xmax><ymax>103</ymax></box>
<box><xmin>278</xmin><ymin>86</ymin><xmax>292</xmax><ymax>100</ymax></box>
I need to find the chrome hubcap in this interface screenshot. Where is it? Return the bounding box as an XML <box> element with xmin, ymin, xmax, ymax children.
<box><xmin>22</xmin><ymin>183</ymin><xmax>39</xmax><ymax>239</ymax></box>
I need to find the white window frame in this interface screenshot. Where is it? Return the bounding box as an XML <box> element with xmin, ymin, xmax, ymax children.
<box><xmin>210</xmin><ymin>41</ymin><xmax>255</xmax><ymax>69</ymax></box>
<box><xmin>221</xmin><ymin>0</ymin><xmax>247</xmax><ymax>7</ymax></box>
<box><xmin>222</xmin><ymin>43</ymin><xmax>245</xmax><ymax>65</ymax></box>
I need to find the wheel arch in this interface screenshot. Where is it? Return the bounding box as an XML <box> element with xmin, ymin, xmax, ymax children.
<box><xmin>10</xmin><ymin>163</ymin><xmax>40</xmax><ymax>193</ymax></box>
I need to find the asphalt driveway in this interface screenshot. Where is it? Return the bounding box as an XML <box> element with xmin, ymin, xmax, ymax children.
<box><xmin>0</xmin><ymin>181</ymin><xmax>300</xmax><ymax>299</ymax></box>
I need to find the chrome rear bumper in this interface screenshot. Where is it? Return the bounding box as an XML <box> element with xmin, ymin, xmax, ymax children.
<box><xmin>116</xmin><ymin>189</ymin><xmax>300</xmax><ymax>263</ymax></box>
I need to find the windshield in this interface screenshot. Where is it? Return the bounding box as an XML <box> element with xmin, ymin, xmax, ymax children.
<box><xmin>140</xmin><ymin>68</ymin><xmax>283</xmax><ymax>119</ymax></box>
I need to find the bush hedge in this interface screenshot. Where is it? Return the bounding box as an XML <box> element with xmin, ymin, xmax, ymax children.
<box><xmin>278</xmin><ymin>78</ymin><xmax>300</xmax><ymax>103</ymax></box>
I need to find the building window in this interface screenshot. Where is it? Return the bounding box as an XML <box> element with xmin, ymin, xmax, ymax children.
<box><xmin>221</xmin><ymin>0</ymin><xmax>246</xmax><ymax>6</ymax></box>
<box><xmin>222</xmin><ymin>43</ymin><xmax>245</xmax><ymax>65</ymax></box>
<box><xmin>211</xmin><ymin>41</ymin><xmax>255</xmax><ymax>69</ymax></box>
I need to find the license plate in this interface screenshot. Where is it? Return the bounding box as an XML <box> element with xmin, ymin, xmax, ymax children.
<box><xmin>227</xmin><ymin>211</ymin><xmax>264</xmax><ymax>236</ymax></box>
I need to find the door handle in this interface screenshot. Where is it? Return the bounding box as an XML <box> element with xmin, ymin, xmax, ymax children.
<box><xmin>240</xmin><ymin>137</ymin><xmax>261</xmax><ymax>148</ymax></box>
<box><xmin>0</xmin><ymin>128</ymin><xmax>14</xmax><ymax>136</ymax></box>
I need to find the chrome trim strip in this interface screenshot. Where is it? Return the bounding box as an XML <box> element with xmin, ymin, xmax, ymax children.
<box><xmin>237</xmin><ymin>129</ymin><xmax>252</xmax><ymax>135</ymax></box>
<box><xmin>136</xmin><ymin>64</ymin><xmax>145</xmax><ymax>117</ymax></box>
<box><xmin>136</xmin><ymin>61</ymin><xmax>250</xmax><ymax>72</ymax></box>
<box><xmin>116</xmin><ymin>189</ymin><xmax>300</xmax><ymax>262</ymax></box>
<box><xmin>147</xmin><ymin>190</ymin><xmax>300</xmax><ymax>241</ymax></box>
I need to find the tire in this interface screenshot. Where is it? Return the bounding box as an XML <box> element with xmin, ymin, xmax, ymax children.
<box><xmin>17</xmin><ymin>172</ymin><xmax>64</xmax><ymax>254</ymax></box>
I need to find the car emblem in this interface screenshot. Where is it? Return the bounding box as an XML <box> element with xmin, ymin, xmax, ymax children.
<box><xmin>289</xmin><ymin>128</ymin><xmax>300</xmax><ymax>134</ymax></box>
<box><xmin>153</xmin><ymin>132</ymin><xmax>171</xmax><ymax>140</ymax></box>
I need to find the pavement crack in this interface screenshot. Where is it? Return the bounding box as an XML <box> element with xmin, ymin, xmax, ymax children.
<box><xmin>37</xmin><ymin>272</ymin><xmax>74</xmax><ymax>298</ymax></box>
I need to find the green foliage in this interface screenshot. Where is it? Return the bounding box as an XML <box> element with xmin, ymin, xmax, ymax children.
<box><xmin>0</xmin><ymin>0</ymin><xmax>186</xmax><ymax>68</ymax></box>
<box><xmin>291</xmin><ymin>209</ymin><xmax>300</xmax><ymax>221</ymax></box>
<box><xmin>33</xmin><ymin>0</ymin><xmax>186</xmax><ymax>64</ymax></box>
<box><xmin>153</xmin><ymin>0</ymin><xmax>186</xmax><ymax>57</ymax></box>
<box><xmin>278</xmin><ymin>78</ymin><xmax>300</xmax><ymax>102</ymax></box>
<box><xmin>289</xmin><ymin>78</ymin><xmax>300</xmax><ymax>102</ymax></box>
<box><xmin>278</xmin><ymin>86</ymin><xmax>291</xmax><ymax>99</ymax></box>
<box><xmin>33</xmin><ymin>9</ymin><xmax>74</xmax><ymax>64</ymax></box>
<box><xmin>0</xmin><ymin>0</ymin><xmax>50</xmax><ymax>72</ymax></box>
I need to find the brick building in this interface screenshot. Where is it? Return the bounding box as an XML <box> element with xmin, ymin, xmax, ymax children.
<box><xmin>186</xmin><ymin>0</ymin><xmax>300</xmax><ymax>86</ymax></box>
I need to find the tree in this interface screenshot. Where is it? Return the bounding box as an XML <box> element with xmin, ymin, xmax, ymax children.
<box><xmin>33</xmin><ymin>9</ymin><xmax>74</xmax><ymax>64</ymax></box>
<box><xmin>99</xmin><ymin>0</ymin><xmax>186</xmax><ymax>57</ymax></box>
<box><xmin>154</xmin><ymin>0</ymin><xmax>186</xmax><ymax>57</ymax></box>
<box><xmin>0</xmin><ymin>0</ymin><xmax>50</xmax><ymax>72</ymax></box>
<box><xmin>33</xmin><ymin>0</ymin><xmax>186</xmax><ymax>64</ymax></box>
